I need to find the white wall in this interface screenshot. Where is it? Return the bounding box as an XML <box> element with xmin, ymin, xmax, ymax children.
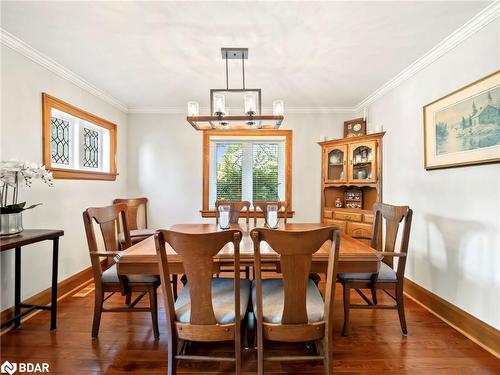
<box><xmin>0</xmin><ymin>46</ymin><xmax>128</xmax><ymax>310</ymax></box>
<box><xmin>366</xmin><ymin>19</ymin><xmax>500</xmax><ymax>329</ymax></box>
<box><xmin>126</xmin><ymin>112</ymin><xmax>354</xmax><ymax>228</ymax></box>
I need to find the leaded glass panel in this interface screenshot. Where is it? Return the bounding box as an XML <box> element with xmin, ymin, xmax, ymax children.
<box><xmin>83</xmin><ymin>128</ymin><xmax>99</xmax><ymax>168</ymax></box>
<box><xmin>50</xmin><ymin>117</ymin><xmax>70</xmax><ymax>165</ymax></box>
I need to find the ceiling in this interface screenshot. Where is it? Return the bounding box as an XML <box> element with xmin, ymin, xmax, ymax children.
<box><xmin>0</xmin><ymin>1</ymin><xmax>492</xmax><ymax>111</ymax></box>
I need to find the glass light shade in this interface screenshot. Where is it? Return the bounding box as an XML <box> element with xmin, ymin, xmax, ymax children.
<box><xmin>244</xmin><ymin>93</ymin><xmax>258</xmax><ymax>115</ymax></box>
<box><xmin>187</xmin><ymin>101</ymin><xmax>199</xmax><ymax>116</ymax></box>
<box><xmin>213</xmin><ymin>93</ymin><xmax>226</xmax><ymax>115</ymax></box>
<box><xmin>273</xmin><ymin>100</ymin><xmax>284</xmax><ymax>115</ymax></box>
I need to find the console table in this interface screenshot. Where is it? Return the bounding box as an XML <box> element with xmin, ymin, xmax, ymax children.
<box><xmin>0</xmin><ymin>229</ymin><xmax>64</xmax><ymax>330</ymax></box>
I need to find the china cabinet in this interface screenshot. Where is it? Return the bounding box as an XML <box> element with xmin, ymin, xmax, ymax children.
<box><xmin>318</xmin><ymin>132</ymin><xmax>384</xmax><ymax>245</ymax></box>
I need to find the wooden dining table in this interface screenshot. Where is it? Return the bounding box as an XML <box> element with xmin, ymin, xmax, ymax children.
<box><xmin>116</xmin><ymin>223</ymin><xmax>382</xmax><ymax>276</ymax></box>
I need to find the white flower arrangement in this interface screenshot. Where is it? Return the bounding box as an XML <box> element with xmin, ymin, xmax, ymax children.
<box><xmin>0</xmin><ymin>160</ymin><xmax>54</xmax><ymax>213</ymax></box>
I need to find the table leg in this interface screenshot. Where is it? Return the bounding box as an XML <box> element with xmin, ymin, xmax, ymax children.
<box><xmin>50</xmin><ymin>238</ymin><xmax>59</xmax><ymax>330</ymax></box>
<box><xmin>14</xmin><ymin>246</ymin><xmax>21</xmax><ymax>328</ymax></box>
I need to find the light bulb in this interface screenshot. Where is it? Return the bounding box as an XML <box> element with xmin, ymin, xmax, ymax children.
<box><xmin>244</xmin><ymin>93</ymin><xmax>257</xmax><ymax>115</ymax></box>
<box><xmin>273</xmin><ymin>100</ymin><xmax>284</xmax><ymax>115</ymax></box>
<box><xmin>213</xmin><ymin>94</ymin><xmax>226</xmax><ymax>116</ymax></box>
<box><xmin>187</xmin><ymin>101</ymin><xmax>199</xmax><ymax>116</ymax></box>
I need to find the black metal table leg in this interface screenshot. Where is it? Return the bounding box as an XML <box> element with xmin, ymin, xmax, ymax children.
<box><xmin>14</xmin><ymin>246</ymin><xmax>21</xmax><ymax>328</ymax></box>
<box><xmin>50</xmin><ymin>238</ymin><xmax>59</xmax><ymax>330</ymax></box>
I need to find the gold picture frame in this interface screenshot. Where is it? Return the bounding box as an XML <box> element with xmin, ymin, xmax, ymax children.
<box><xmin>423</xmin><ymin>70</ymin><xmax>500</xmax><ymax>170</ymax></box>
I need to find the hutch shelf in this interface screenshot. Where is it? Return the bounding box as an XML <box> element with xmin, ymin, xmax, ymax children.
<box><xmin>318</xmin><ymin>132</ymin><xmax>385</xmax><ymax>245</ymax></box>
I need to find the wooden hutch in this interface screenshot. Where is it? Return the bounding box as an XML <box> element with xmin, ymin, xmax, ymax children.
<box><xmin>318</xmin><ymin>132</ymin><xmax>385</xmax><ymax>245</ymax></box>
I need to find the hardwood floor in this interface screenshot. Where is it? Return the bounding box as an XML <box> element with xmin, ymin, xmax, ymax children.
<box><xmin>1</xmin><ymin>277</ymin><xmax>499</xmax><ymax>374</ymax></box>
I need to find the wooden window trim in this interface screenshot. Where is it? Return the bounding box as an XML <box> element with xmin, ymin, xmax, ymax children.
<box><xmin>42</xmin><ymin>93</ymin><xmax>118</xmax><ymax>181</ymax></box>
<box><xmin>201</xmin><ymin>129</ymin><xmax>293</xmax><ymax>218</ymax></box>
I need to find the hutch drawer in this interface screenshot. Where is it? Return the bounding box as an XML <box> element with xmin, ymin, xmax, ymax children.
<box><xmin>334</xmin><ymin>211</ymin><xmax>362</xmax><ymax>222</ymax></box>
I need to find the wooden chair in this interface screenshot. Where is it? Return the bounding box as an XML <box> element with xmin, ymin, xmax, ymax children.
<box><xmin>215</xmin><ymin>200</ymin><xmax>251</xmax><ymax>225</ymax></box>
<box><xmin>338</xmin><ymin>202</ymin><xmax>413</xmax><ymax>336</ymax></box>
<box><xmin>251</xmin><ymin>226</ymin><xmax>341</xmax><ymax>375</ymax></box>
<box><xmin>113</xmin><ymin>198</ymin><xmax>178</xmax><ymax>299</ymax></box>
<box><xmin>113</xmin><ymin>197</ymin><xmax>155</xmax><ymax>246</ymax></box>
<box><xmin>156</xmin><ymin>228</ymin><xmax>250</xmax><ymax>375</ymax></box>
<box><xmin>253</xmin><ymin>201</ymin><xmax>288</xmax><ymax>226</ymax></box>
<box><xmin>83</xmin><ymin>203</ymin><xmax>160</xmax><ymax>338</ymax></box>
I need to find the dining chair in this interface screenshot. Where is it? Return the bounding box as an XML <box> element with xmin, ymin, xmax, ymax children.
<box><xmin>113</xmin><ymin>197</ymin><xmax>155</xmax><ymax>246</ymax></box>
<box><xmin>251</xmin><ymin>226</ymin><xmax>341</xmax><ymax>375</ymax></box>
<box><xmin>338</xmin><ymin>202</ymin><xmax>413</xmax><ymax>336</ymax></box>
<box><xmin>252</xmin><ymin>201</ymin><xmax>288</xmax><ymax>225</ymax></box>
<box><xmin>215</xmin><ymin>200</ymin><xmax>251</xmax><ymax>225</ymax></box>
<box><xmin>83</xmin><ymin>203</ymin><xmax>160</xmax><ymax>338</ymax></box>
<box><xmin>113</xmin><ymin>198</ymin><xmax>177</xmax><ymax>299</ymax></box>
<box><xmin>155</xmin><ymin>228</ymin><xmax>251</xmax><ymax>375</ymax></box>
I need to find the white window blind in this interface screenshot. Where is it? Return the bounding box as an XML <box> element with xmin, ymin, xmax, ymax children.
<box><xmin>209</xmin><ymin>136</ymin><xmax>286</xmax><ymax>209</ymax></box>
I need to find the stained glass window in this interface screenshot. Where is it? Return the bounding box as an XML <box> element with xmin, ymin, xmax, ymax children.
<box><xmin>83</xmin><ymin>127</ymin><xmax>99</xmax><ymax>168</ymax></box>
<box><xmin>50</xmin><ymin>117</ymin><xmax>70</xmax><ymax>165</ymax></box>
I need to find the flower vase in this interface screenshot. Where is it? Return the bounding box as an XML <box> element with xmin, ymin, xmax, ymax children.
<box><xmin>0</xmin><ymin>212</ymin><xmax>24</xmax><ymax>236</ymax></box>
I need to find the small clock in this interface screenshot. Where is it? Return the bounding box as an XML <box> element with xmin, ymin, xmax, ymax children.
<box><xmin>344</xmin><ymin>118</ymin><xmax>366</xmax><ymax>138</ymax></box>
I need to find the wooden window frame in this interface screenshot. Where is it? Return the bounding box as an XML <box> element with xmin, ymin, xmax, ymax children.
<box><xmin>42</xmin><ymin>93</ymin><xmax>118</xmax><ymax>181</ymax></box>
<box><xmin>201</xmin><ymin>129</ymin><xmax>293</xmax><ymax>218</ymax></box>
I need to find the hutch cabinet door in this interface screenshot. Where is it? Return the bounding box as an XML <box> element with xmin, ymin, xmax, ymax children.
<box><xmin>324</xmin><ymin>145</ymin><xmax>347</xmax><ymax>183</ymax></box>
<box><xmin>348</xmin><ymin>140</ymin><xmax>377</xmax><ymax>183</ymax></box>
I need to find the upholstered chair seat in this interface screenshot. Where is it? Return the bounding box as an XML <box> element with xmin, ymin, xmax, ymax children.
<box><xmin>251</xmin><ymin>279</ymin><xmax>324</xmax><ymax>323</ymax></box>
<box><xmin>337</xmin><ymin>262</ymin><xmax>396</xmax><ymax>282</ymax></box>
<box><xmin>175</xmin><ymin>278</ymin><xmax>251</xmax><ymax>324</ymax></box>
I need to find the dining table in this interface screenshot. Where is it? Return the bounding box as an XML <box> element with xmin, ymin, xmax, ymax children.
<box><xmin>115</xmin><ymin>223</ymin><xmax>382</xmax><ymax>277</ymax></box>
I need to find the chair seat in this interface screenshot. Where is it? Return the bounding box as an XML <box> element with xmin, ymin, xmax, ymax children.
<box><xmin>337</xmin><ymin>262</ymin><xmax>397</xmax><ymax>281</ymax></box>
<box><xmin>251</xmin><ymin>279</ymin><xmax>324</xmax><ymax>323</ymax></box>
<box><xmin>175</xmin><ymin>278</ymin><xmax>251</xmax><ymax>324</ymax></box>
<box><xmin>118</xmin><ymin>229</ymin><xmax>155</xmax><ymax>244</ymax></box>
<box><xmin>102</xmin><ymin>264</ymin><xmax>160</xmax><ymax>284</ymax></box>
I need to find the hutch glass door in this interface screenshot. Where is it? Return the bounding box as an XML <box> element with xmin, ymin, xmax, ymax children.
<box><xmin>325</xmin><ymin>145</ymin><xmax>347</xmax><ymax>183</ymax></box>
<box><xmin>348</xmin><ymin>141</ymin><xmax>377</xmax><ymax>183</ymax></box>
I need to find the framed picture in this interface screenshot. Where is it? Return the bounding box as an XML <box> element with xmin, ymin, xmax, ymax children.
<box><xmin>344</xmin><ymin>117</ymin><xmax>366</xmax><ymax>138</ymax></box>
<box><xmin>423</xmin><ymin>71</ymin><xmax>500</xmax><ymax>170</ymax></box>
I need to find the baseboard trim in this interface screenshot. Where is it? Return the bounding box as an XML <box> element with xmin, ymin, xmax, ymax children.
<box><xmin>0</xmin><ymin>260</ymin><xmax>106</xmax><ymax>329</ymax></box>
<box><xmin>404</xmin><ymin>278</ymin><xmax>500</xmax><ymax>359</ymax></box>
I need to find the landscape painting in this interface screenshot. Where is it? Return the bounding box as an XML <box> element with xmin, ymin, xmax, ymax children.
<box><xmin>424</xmin><ymin>71</ymin><xmax>500</xmax><ymax>169</ymax></box>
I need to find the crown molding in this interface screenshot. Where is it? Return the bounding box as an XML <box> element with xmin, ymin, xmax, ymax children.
<box><xmin>355</xmin><ymin>1</ymin><xmax>500</xmax><ymax>112</ymax></box>
<box><xmin>127</xmin><ymin>106</ymin><xmax>357</xmax><ymax>114</ymax></box>
<box><xmin>0</xmin><ymin>28</ymin><xmax>128</xmax><ymax>112</ymax></box>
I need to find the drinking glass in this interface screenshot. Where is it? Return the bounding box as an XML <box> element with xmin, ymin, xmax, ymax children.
<box><xmin>266</xmin><ymin>205</ymin><xmax>279</xmax><ymax>229</ymax></box>
<box><xmin>218</xmin><ymin>205</ymin><xmax>231</xmax><ymax>229</ymax></box>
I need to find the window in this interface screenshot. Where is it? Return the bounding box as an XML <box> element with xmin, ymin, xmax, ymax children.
<box><xmin>42</xmin><ymin>93</ymin><xmax>117</xmax><ymax>180</ymax></box>
<box><xmin>202</xmin><ymin>130</ymin><xmax>292</xmax><ymax>216</ymax></box>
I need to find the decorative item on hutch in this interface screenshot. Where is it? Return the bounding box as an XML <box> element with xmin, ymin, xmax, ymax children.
<box><xmin>344</xmin><ymin>117</ymin><xmax>367</xmax><ymax>138</ymax></box>
<box><xmin>186</xmin><ymin>48</ymin><xmax>284</xmax><ymax>130</ymax></box>
<box><xmin>345</xmin><ymin>189</ymin><xmax>362</xmax><ymax>209</ymax></box>
<box><xmin>0</xmin><ymin>161</ymin><xmax>53</xmax><ymax>236</ymax></box>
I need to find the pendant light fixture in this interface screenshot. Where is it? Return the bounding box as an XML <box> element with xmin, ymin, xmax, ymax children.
<box><xmin>187</xmin><ymin>48</ymin><xmax>284</xmax><ymax>130</ymax></box>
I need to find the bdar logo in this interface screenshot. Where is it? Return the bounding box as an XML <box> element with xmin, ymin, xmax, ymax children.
<box><xmin>1</xmin><ymin>361</ymin><xmax>17</xmax><ymax>375</ymax></box>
